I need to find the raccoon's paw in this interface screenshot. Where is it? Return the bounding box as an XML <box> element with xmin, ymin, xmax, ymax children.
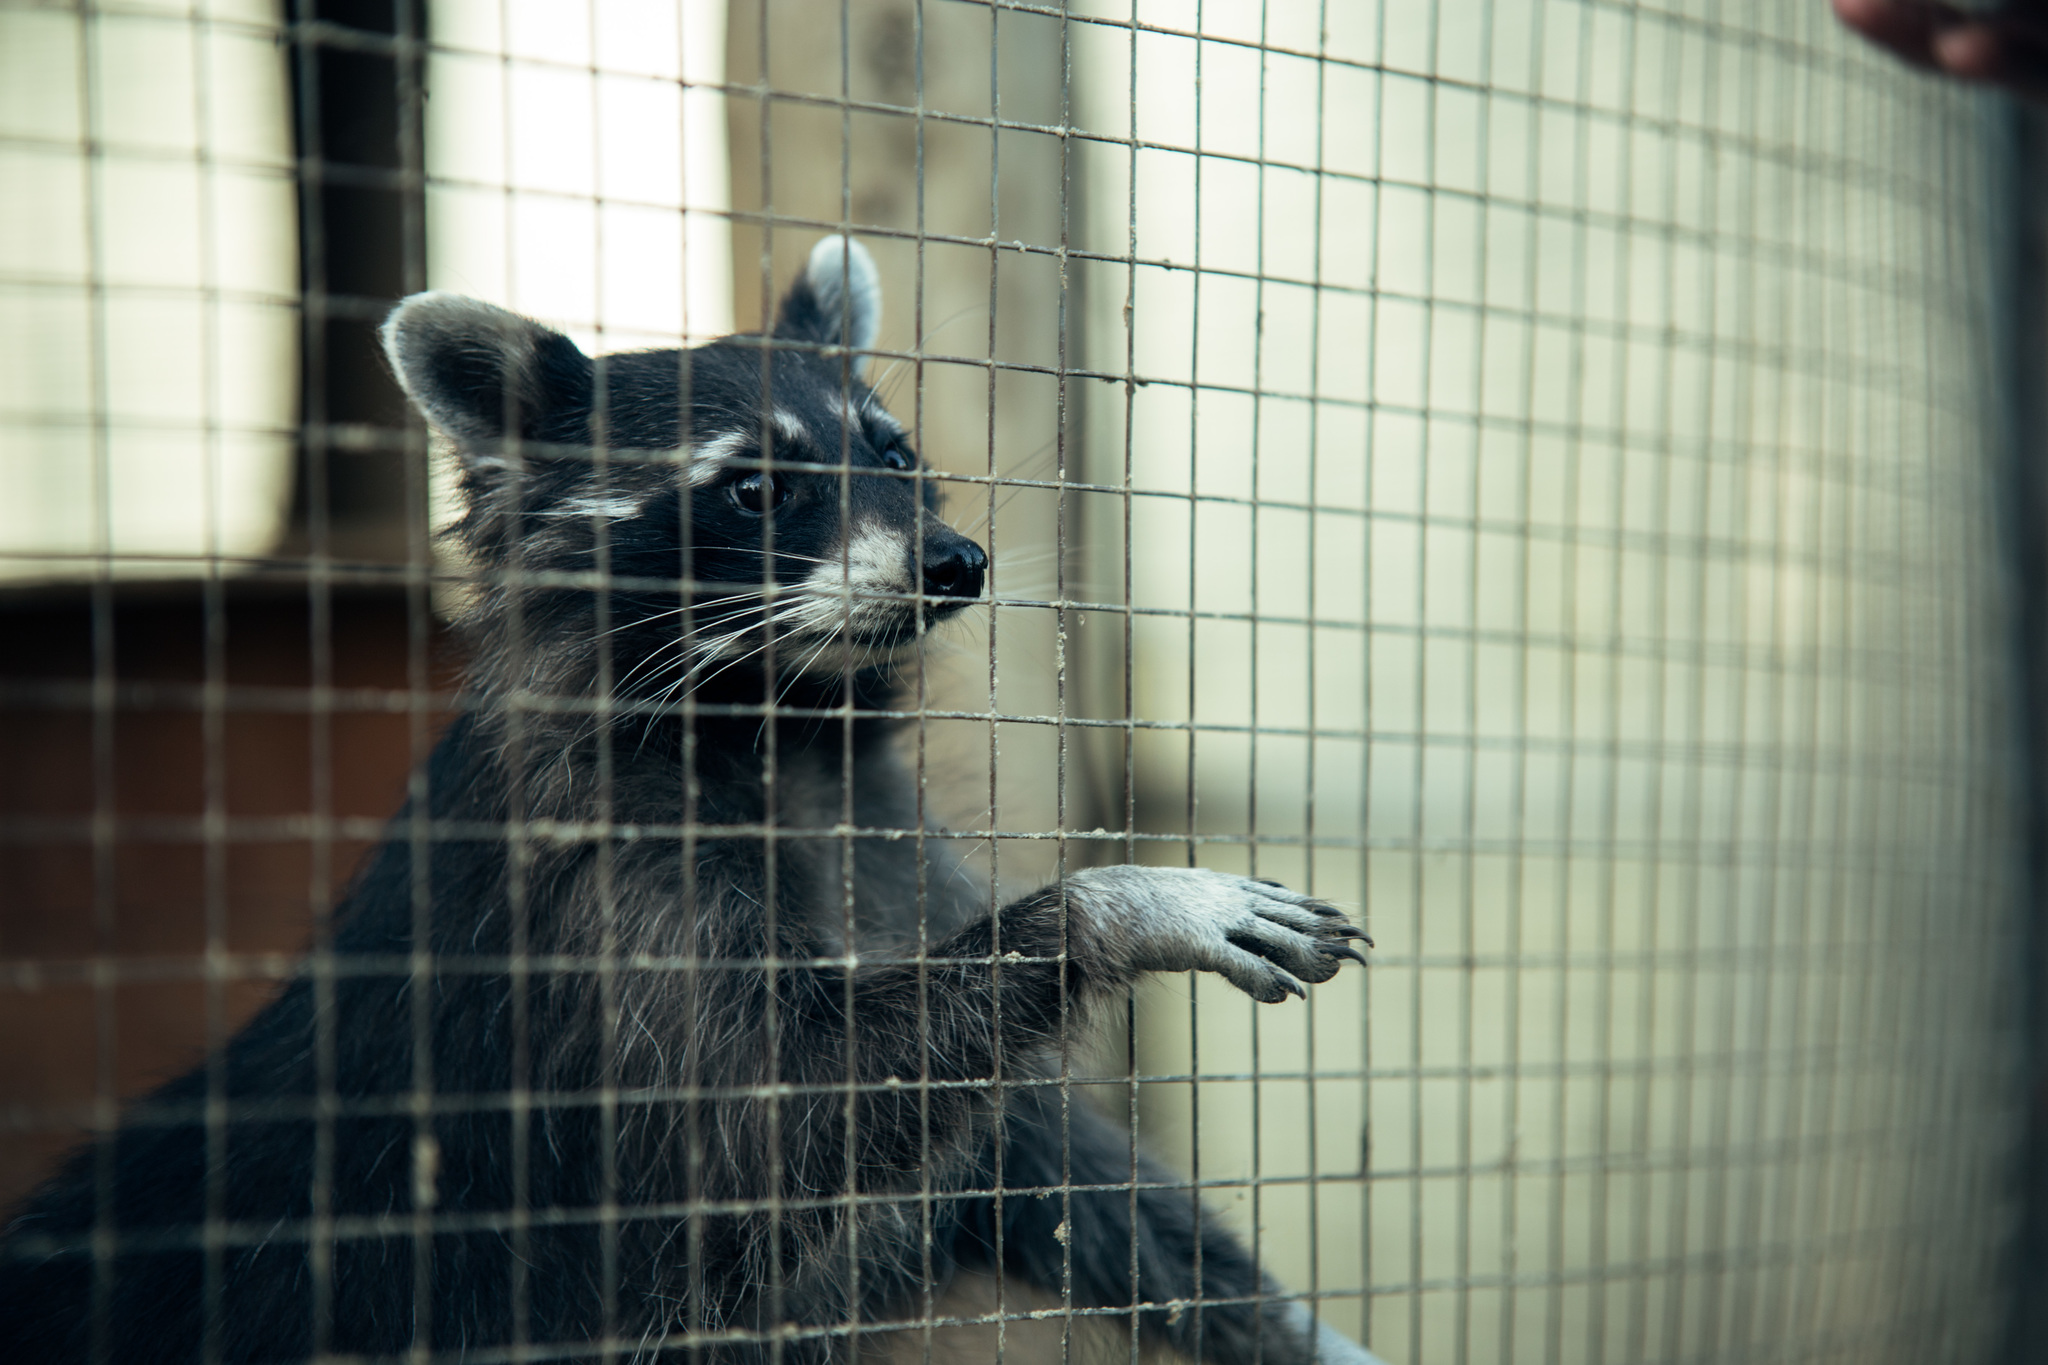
<box><xmin>1278</xmin><ymin>1301</ymin><xmax>1392</xmax><ymax>1365</ymax></box>
<box><xmin>1063</xmin><ymin>866</ymin><xmax>1369</xmax><ymax>1003</ymax></box>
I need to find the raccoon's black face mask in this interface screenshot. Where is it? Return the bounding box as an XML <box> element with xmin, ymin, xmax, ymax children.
<box><xmin>380</xmin><ymin>237</ymin><xmax>987</xmax><ymax>702</ymax></box>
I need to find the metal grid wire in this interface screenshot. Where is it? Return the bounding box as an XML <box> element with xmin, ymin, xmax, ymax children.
<box><xmin>0</xmin><ymin>1</ymin><xmax>2031</xmax><ymax>1363</ymax></box>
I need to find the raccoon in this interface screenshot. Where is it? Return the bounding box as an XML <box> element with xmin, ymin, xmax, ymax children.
<box><xmin>0</xmin><ymin>237</ymin><xmax>1378</xmax><ymax>1365</ymax></box>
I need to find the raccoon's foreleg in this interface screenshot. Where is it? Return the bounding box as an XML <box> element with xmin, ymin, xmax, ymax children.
<box><xmin>960</xmin><ymin>1085</ymin><xmax>1391</xmax><ymax>1365</ymax></box>
<box><xmin>750</xmin><ymin>866</ymin><xmax>1367</xmax><ymax>1222</ymax></box>
<box><xmin>927</xmin><ymin>867</ymin><xmax>1377</xmax><ymax>1364</ymax></box>
<box><xmin>796</xmin><ymin>867</ymin><xmax>1366</xmax><ymax>1159</ymax></box>
<box><xmin>764</xmin><ymin>866</ymin><xmax>1365</xmax><ymax>1360</ymax></box>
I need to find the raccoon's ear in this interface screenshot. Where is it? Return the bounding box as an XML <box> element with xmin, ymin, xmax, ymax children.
<box><xmin>380</xmin><ymin>292</ymin><xmax>594</xmax><ymax>456</ymax></box>
<box><xmin>773</xmin><ymin>235</ymin><xmax>881</xmax><ymax>374</ymax></box>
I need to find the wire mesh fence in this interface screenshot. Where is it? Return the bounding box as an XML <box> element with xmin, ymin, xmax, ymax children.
<box><xmin>0</xmin><ymin>2</ymin><xmax>2031</xmax><ymax>1363</ymax></box>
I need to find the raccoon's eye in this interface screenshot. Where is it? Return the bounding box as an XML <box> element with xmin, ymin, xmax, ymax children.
<box><xmin>728</xmin><ymin>472</ymin><xmax>789</xmax><ymax>515</ymax></box>
<box><xmin>879</xmin><ymin>440</ymin><xmax>914</xmax><ymax>473</ymax></box>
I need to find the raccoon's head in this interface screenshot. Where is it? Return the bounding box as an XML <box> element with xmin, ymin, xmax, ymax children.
<box><xmin>380</xmin><ymin>236</ymin><xmax>986</xmax><ymax>712</ymax></box>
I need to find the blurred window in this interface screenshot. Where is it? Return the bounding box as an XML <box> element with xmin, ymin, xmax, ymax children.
<box><xmin>0</xmin><ymin>1</ymin><xmax>298</xmax><ymax>583</ymax></box>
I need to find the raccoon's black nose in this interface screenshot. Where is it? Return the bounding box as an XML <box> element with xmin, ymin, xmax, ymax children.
<box><xmin>923</xmin><ymin>537</ymin><xmax>987</xmax><ymax>601</ymax></box>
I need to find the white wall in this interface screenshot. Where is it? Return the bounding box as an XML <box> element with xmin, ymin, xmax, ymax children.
<box><xmin>1073</xmin><ymin>3</ymin><xmax>2020</xmax><ymax>1360</ymax></box>
<box><xmin>423</xmin><ymin>0</ymin><xmax>733</xmax><ymax>347</ymax></box>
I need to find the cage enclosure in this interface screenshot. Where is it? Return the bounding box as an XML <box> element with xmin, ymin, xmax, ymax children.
<box><xmin>0</xmin><ymin>2</ymin><xmax>2033</xmax><ymax>1363</ymax></box>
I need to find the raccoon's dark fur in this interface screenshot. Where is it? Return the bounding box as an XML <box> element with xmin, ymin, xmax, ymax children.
<box><xmin>0</xmin><ymin>238</ymin><xmax>1375</xmax><ymax>1364</ymax></box>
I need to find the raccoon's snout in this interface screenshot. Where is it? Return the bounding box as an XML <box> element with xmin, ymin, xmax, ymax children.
<box><xmin>923</xmin><ymin>533</ymin><xmax>987</xmax><ymax>603</ymax></box>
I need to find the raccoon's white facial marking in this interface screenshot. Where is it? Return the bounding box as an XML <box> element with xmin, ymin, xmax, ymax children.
<box><xmin>543</xmin><ymin>491</ymin><xmax>647</xmax><ymax>520</ymax></box>
<box><xmin>686</xmin><ymin>414</ymin><xmax>809</xmax><ymax>489</ymax></box>
<box><xmin>835</xmin><ymin>395</ymin><xmax>904</xmax><ymax>449</ymax></box>
<box><xmin>685</xmin><ymin>429</ymin><xmax>752</xmax><ymax>488</ymax></box>
<box><xmin>803</xmin><ymin>524</ymin><xmax>912</xmax><ymax>605</ymax></box>
<box><xmin>833</xmin><ymin>395</ymin><xmax>882</xmax><ymax>434</ymax></box>
<box><xmin>777</xmin><ymin>523</ymin><xmax>924</xmax><ymax>672</ymax></box>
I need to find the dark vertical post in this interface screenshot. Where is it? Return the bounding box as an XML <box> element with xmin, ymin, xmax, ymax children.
<box><xmin>290</xmin><ymin>0</ymin><xmax>428</xmax><ymax>556</ymax></box>
<box><xmin>287</xmin><ymin>5</ymin><xmax>427</xmax><ymax>1347</ymax></box>
<box><xmin>2005</xmin><ymin>100</ymin><xmax>2048</xmax><ymax>1365</ymax></box>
